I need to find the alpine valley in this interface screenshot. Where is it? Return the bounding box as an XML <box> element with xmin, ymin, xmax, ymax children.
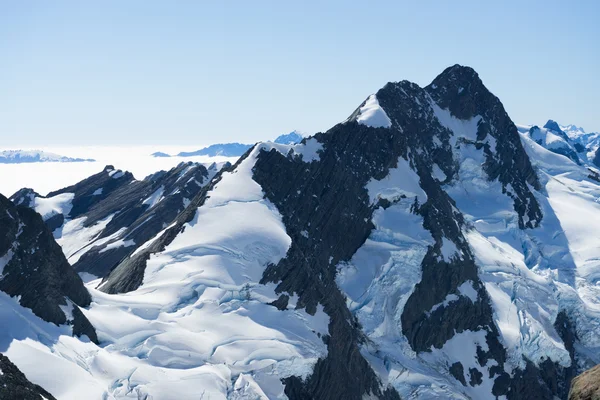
<box><xmin>2</xmin><ymin>65</ymin><xmax>600</xmax><ymax>400</ymax></box>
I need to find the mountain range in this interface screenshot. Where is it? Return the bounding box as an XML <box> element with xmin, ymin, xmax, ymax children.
<box><xmin>153</xmin><ymin>130</ymin><xmax>305</xmax><ymax>157</ymax></box>
<box><xmin>1</xmin><ymin>65</ymin><xmax>600</xmax><ymax>399</ymax></box>
<box><xmin>0</xmin><ymin>150</ymin><xmax>95</xmax><ymax>164</ymax></box>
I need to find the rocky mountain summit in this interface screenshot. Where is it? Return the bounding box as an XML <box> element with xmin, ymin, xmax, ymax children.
<box><xmin>2</xmin><ymin>65</ymin><xmax>600</xmax><ymax>399</ymax></box>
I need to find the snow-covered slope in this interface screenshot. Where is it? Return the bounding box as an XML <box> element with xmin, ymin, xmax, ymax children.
<box><xmin>0</xmin><ymin>150</ymin><xmax>95</xmax><ymax>164</ymax></box>
<box><xmin>1</xmin><ymin>146</ymin><xmax>329</xmax><ymax>400</ymax></box>
<box><xmin>2</xmin><ymin>65</ymin><xmax>600</xmax><ymax>400</ymax></box>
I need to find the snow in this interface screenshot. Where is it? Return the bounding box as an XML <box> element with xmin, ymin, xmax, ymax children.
<box><xmin>356</xmin><ymin>94</ymin><xmax>392</xmax><ymax>128</ymax></box>
<box><xmin>1</xmin><ymin>143</ymin><xmax>329</xmax><ymax>400</ymax></box>
<box><xmin>92</xmin><ymin>188</ymin><xmax>103</xmax><ymax>196</ymax></box>
<box><xmin>432</xmin><ymin>163</ymin><xmax>447</xmax><ymax>181</ymax></box>
<box><xmin>33</xmin><ymin>193</ymin><xmax>74</xmax><ymax>221</ymax></box>
<box><xmin>366</xmin><ymin>156</ymin><xmax>426</xmax><ymax>204</ymax></box>
<box><xmin>259</xmin><ymin>137</ymin><xmax>323</xmax><ymax>163</ymax></box>
<box><xmin>141</xmin><ymin>186</ymin><xmax>164</xmax><ymax>208</ymax></box>
<box><xmin>457</xmin><ymin>280</ymin><xmax>478</xmax><ymax>303</ymax></box>
<box><xmin>0</xmin><ymin>248</ymin><xmax>15</xmax><ymax>276</ymax></box>
<box><xmin>439</xmin><ymin>237</ymin><xmax>460</xmax><ymax>261</ymax></box>
<box><xmin>99</xmin><ymin>238</ymin><xmax>135</xmax><ymax>254</ymax></box>
<box><xmin>421</xmin><ymin>330</ymin><xmax>497</xmax><ymax>399</ymax></box>
<box><xmin>108</xmin><ymin>169</ymin><xmax>124</xmax><ymax>179</ymax></box>
<box><xmin>337</xmin><ymin>179</ymin><xmax>446</xmax><ymax>398</ymax></box>
<box><xmin>55</xmin><ymin>215</ymin><xmax>115</xmax><ymax>264</ymax></box>
<box><xmin>429</xmin><ymin>294</ymin><xmax>459</xmax><ymax>314</ymax></box>
<box><xmin>430</xmin><ymin>102</ymin><xmax>482</xmax><ymax>146</ymax></box>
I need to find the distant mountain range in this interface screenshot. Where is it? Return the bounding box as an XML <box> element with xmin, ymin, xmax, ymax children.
<box><xmin>152</xmin><ymin>131</ymin><xmax>305</xmax><ymax>157</ymax></box>
<box><xmin>516</xmin><ymin>119</ymin><xmax>600</xmax><ymax>167</ymax></box>
<box><xmin>0</xmin><ymin>150</ymin><xmax>95</xmax><ymax>164</ymax></box>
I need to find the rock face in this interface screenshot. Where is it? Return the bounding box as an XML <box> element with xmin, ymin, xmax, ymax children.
<box><xmin>569</xmin><ymin>364</ymin><xmax>600</xmax><ymax>400</ymax></box>
<box><xmin>0</xmin><ymin>354</ymin><xmax>57</xmax><ymax>400</ymax></box>
<box><xmin>0</xmin><ymin>194</ymin><xmax>97</xmax><ymax>342</ymax></box>
<box><xmin>10</xmin><ymin>162</ymin><xmax>213</xmax><ymax>279</ymax></box>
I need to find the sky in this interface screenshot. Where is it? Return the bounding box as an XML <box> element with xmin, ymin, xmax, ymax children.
<box><xmin>1</xmin><ymin>1</ymin><xmax>598</xmax><ymax>146</ymax></box>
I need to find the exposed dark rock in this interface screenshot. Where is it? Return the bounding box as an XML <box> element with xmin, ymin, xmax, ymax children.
<box><xmin>574</xmin><ymin>143</ymin><xmax>586</xmax><ymax>153</ymax></box>
<box><xmin>0</xmin><ymin>354</ymin><xmax>57</xmax><ymax>400</ymax></box>
<box><xmin>269</xmin><ymin>294</ymin><xmax>290</xmax><ymax>310</ymax></box>
<box><xmin>47</xmin><ymin>165</ymin><xmax>135</xmax><ymax>219</ymax></box>
<box><xmin>0</xmin><ymin>194</ymin><xmax>96</xmax><ymax>342</ymax></box>
<box><xmin>9</xmin><ymin>188</ymin><xmax>39</xmax><ymax>207</ymax></box>
<box><xmin>72</xmin><ymin>306</ymin><xmax>99</xmax><ymax>344</ymax></box>
<box><xmin>469</xmin><ymin>367</ymin><xmax>483</xmax><ymax>386</ymax></box>
<box><xmin>593</xmin><ymin>148</ymin><xmax>600</xmax><ymax>168</ymax></box>
<box><xmin>450</xmin><ymin>362</ymin><xmax>466</xmax><ymax>385</ymax></box>
<box><xmin>588</xmin><ymin>168</ymin><xmax>600</xmax><ymax>183</ymax></box>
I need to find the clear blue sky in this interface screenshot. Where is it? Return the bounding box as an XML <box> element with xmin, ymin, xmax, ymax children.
<box><xmin>1</xmin><ymin>1</ymin><xmax>598</xmax><ymax>146</ymax></box>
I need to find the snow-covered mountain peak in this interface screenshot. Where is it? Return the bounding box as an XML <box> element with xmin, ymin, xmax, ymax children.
<box><xmin>3</xmin><ymin>65</ymin><xmax>600</xmax><ymax>400</ymax></box>
<box><xmin>273</xmin><ymin>130</ymin><xmax>305</xmax><ymax>144</ymax></box>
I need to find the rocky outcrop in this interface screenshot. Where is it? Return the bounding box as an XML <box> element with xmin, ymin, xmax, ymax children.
<box><xmin>0</xmin><ymin>194</ymin><xmax>97</xmax><ymax>342</ymax></box>
<box><xmin>0</xmin><ymin>354</ymin><xmax>56</xmax><ymax>400</ymax></box>
<box><xmin>569</xmin><ymin>364</ymin><xmax>600</xmax><ymax>400</ymax></box>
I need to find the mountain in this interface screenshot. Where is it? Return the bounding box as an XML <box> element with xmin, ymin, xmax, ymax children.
<box><xmin>10</xmin><ymin>162</ymin><xmax>216</xmax><ymax>280</ymax></box>
<box><xmin>167</xmin><ymin>131</ymin><xmax>305</xmax><ymax>158</ymax></box>
<box><xmin>522</xmin><ymin>122</ymin><xmax>582</xmax><ymax>164</ymax></box>
<box><xmin>517</xmin><ymin>120</ymin><xmax>600</xmax><ymax>168</ymax></box>
<box><xmin>273</xmin><ymin>130</ymin><xmax>304</xmax><ymax>145</ymax></box>
<box><xmin>150</xmin><ymin>151</ymin><xmax>171</xmax><ymax>157</ymax></box>
<box><xmin>0</xmin><ymin>194</ymin><xmax>96</xmax><ymax>338</ymax></box>
<box><xmin>2</xmin><ymin>65</ymin><xmax>600</xmax><ymax>399</ymax></box>
<box><xmin>177</xmin><ymin>143</ymin><xmax>252</xmax><ymax>157</ymax></box>
<box><xmin>0</xmin><ymin>150</ymin><xmax>95</xmax><ymax>164</ymax></box>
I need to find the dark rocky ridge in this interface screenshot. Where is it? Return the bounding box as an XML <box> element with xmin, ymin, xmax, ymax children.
<box><xmin>99</xmin><ymin>160</ymin><xmax>240</xmax><ymax>293</ymax></box>
<box><xmin>95</xmin><ymin>65</ymin><xmax>575</xmax><ymax>399</ymax></box>
<box><xmin>11</xmin><ymin>162</ymin><xmax>212</xmax><ymax>278</ymax></box>
<box><xmin>0</xmin><ymin>354</ymin><xmax>57</xmax><ymax>400</ymax></box>
<box><xmin>0</xmin><ymin>194</ymin><xmax>97</xmax><ymax>343</ymax></box>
